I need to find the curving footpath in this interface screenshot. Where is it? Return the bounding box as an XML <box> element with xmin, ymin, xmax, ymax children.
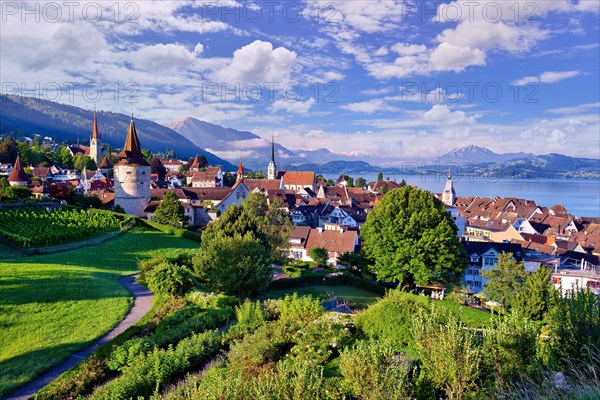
<box><xmin>5</xmin><ymin>274</ymin><xmax>153</xmax><ymax>400</ymax></box>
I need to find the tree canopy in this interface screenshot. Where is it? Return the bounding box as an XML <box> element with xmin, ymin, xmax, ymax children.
<box><xmin>482</xmin><ymin>252</ymin><xmax>526</xmax><ymax>313</ymax></box>
<box><xmin>153</xmin><ymin>191</ymin><xmax>188</xmax><ymax>228</ymax></box>
<box><xmin>360</xmin><ymin>186</ymin><xmax>466</xmax><ymax>286</ymax></box>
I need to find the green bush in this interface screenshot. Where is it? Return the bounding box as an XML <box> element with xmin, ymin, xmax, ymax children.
<box><xmin>339</xmin><ymin>340</ymin><xmax>414</xmax><ymax>400</ymax></box>
<box><xmin>92</xmin><ymin>330</ymin><xmax>221</xmax><ymax>399</ymax></box>
<box><xmin>146</xmin><ymin>262</ymin><xmax>195</xmax><ymax>296</ymax></box>
<box><xmin>356</xmin><ymin>290</ymin><xmax>430</xmax><ymax>350</ymax></box>
<box><xmin>138</xmin><ymin>256</ymin><xmax>168</xmax><ymax>282</ymax></box>
<box><xmin>282</xmin><ymin>265</ymin><xmax>303</xmax><ymax>277</ymax></box>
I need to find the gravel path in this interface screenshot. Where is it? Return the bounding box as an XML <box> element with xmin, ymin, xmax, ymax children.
<box><xmin>5</xmin><ymin>274</ymin><xmax>153</xmax><ymax>400</ymax></box>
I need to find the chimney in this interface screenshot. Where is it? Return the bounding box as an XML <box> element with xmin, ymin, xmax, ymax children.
<box><xmin>317</xmin><ymin>227</ymin><xmax>323</xmax><ymax>233</ymax></box>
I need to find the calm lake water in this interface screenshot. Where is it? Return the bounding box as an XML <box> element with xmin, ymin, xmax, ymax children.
<box><xmin>354</xmin><ymin>174</ymin><xmax>600</xmax><ymax>218</ymax></box>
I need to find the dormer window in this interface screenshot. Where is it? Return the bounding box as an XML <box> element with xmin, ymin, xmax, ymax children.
<box><xmin>470</xmin><ymin>255</ymin><xmax>480</xmax><ymax>263</ymax></box>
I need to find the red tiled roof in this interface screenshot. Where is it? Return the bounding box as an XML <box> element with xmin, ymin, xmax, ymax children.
<box><xmin>283</xmin><ymin>171</ymin><xmax>315</xmax><ymax>186</ymax></box>
<box><xmin>116</xmin><ymin>118</ymin><xmax>149</xmax><ymax>166</ymax></box>
<box><xmin>306</xmin><ymin>228</ymin><xmax>357</xmax><ymax>255</ymax></box>
<box><xmin>8</xmin><ymin>156</ymin><xmax>29</xmax><ymax>182</ymax></box>
<box><xmin>98</xmin><ymin>156</ymin><xmax>112</xmax><ymax>169</ymax></box>
<box><xmin>244</xmin><ymin>179</ymin><xmax>282</xmax><ymax>190</ymax></box>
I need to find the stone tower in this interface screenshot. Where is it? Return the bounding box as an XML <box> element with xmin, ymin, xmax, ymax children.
<box><xmin>442</xmin><ymin>171</ymin><xmax>456</xmax><ymax>206</ymax></box>
<box><xmin>267</xmin><ymin>135</ymin><xmax>277</xmax><ymax>180</ymax></box>
<box><xmin>89</xmin><ymin>111</ymin><xmax>103</xmax><ymax>164</ymax></box>
<box><xmin>114</xmin><ymin>117</ymin><xmax>151</xmax><ymax>216</ymax></box>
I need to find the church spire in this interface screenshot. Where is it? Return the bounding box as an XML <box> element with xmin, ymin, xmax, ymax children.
<box><xmin>236</xmin><ymin>159</ymin><xmax>244</xmax><ymax>182</ymax></box>
<box><xmin>442</xmin><ymin>169</ymin><xmax>456</xmax><ymax>206</ymax></box>
<box><xmin>91</xmin><ymin>109</ymin><xmax>100</xmax><ymax>140</ymax></box>
<box><xmin>116</xmin><ymin>116</ymin><xmax>149</xmax><ymax>166</ymax></box>
<box><xmin>267</xmin><ymin>134</ymin><xmax>277</xmax><ymax>180</ymax></box>
<box><xmin>8</xmin><ymin>155</ymin><xmax>29</xmax><ymax>185</ymax></box>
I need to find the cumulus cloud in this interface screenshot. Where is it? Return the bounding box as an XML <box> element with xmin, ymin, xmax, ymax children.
<box><xmin>132</xmin><ymin>43</ymin><xmax>201</xmax><ymax>71</ymax></box>
<box><xmin>270</xmin><ymin>98</ymin><xmax>315</xmax><ymax>114</ymax></box>
<box><xmin>423</xmin><ymin>105</ymin><xmax>477</xmax><ymax>125</ymax></box>
<box><xmin>213</xmin><ymin>40</ymin><xmax>297</xmax><ymax>84</ymax></box>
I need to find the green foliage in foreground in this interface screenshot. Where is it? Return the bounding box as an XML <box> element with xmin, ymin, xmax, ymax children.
<box><xmin>145</xmin><ymin>262</ymin><xmax>196</xmax><ymax>297</ymax></box>
<box><xmin>0</xmin><ymin>207</ymin><xmax>127</xmax><ymax>248</ymax></box>
<box><xmin>0</xmin><ymin>227</ymin><xmax>199</xmax><ymax>397</ymax></box>
<box><xmin>35</xmin><ymin>292</ymin><xmax>234</xmax><ymax>400</ymax></box>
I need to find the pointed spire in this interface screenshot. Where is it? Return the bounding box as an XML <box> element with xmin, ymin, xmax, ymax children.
<box><xmin>91</xmin><ymin>109</ymin><xmax>100</xmax><ymax>140</ymax></box>
<box><xmin>98</xmin><ymin>155</ymin><xmax>112</xmax><ymax>169</ymax></box>
<box><xmin>190</xmin><ymin>154</ymin><xmax>200</xmax><ymax>169</ymax></box>
<box><xmin>116</xmin><ymin>116</ymin><xmax>150</xmax><ymax>166</ymax></box>
<box><xmin>270</xmin><ymin>134</ymin><xmax>275</xmax><ymax>162</ymax></box>
<box><xmin>8</xmin><ymin>155</ymin><xmax>29</xmax><ymax>183</ymax></box>
<box><xmin>236</xmin><ymin>159</ymin><xmax>244</xmax><ymax>182</ymax></box>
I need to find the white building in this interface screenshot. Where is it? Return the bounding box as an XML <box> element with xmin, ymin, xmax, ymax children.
<box><xmin>114</xmin><ymin>117</ymin><xmax>151</xmax><ymax>217</ymax></box>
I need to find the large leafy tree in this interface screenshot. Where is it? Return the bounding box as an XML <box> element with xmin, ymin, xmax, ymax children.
<box><xmin>309</xmin><ymin>247</ymin><xmax>329</xmax><ymax>267</ymax></box>
<box><xmin>194</xmin><ymin>201</ymin><xmax>282</xmax><ymax>296</ymax></box>
<box><xmin>149</xmin><ymin>157</ymin><xmax>167</xmax><ymax>180</ymax></box>
<box><xmin>194</xmin><ymin>234</ymin><xmax>271</xmax><ymax>297</ymax></box>
<box><xmin>513</xmin><ymin>266</ymin><xmax>553</xmax><ymax>320</ymax></box>
<box><xmin>482</xmin><ymin>252</ymin><xmax>526</xmax><ymax>313</ymax></box>
<box><xmin>361</xmin><ymin>186</ymin><xmax>466</xmax><ymax>286</ymax></box>
<box><xmin>153</xmin><ymin>191</ymin><xmax>188</xmax><ymax>228</ymax></box>
<box><xmin>0</xmin><ymin>136</ymin><xmax>19</xmax><ymax>163</ymax></box>
<box><xmin>242</xmin><ymin>191</ymin><xmax>292</xmax><ymax>262</ymax></box>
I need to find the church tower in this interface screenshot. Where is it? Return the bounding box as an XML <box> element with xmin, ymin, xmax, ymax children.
<box><xmin>442</xmin><ymin>171</ymin><xmax>456</xmax><ymax>206</ymax></box>
<box><xmin>114</xmin><ymin>117</ymin><xmax>151</xmax><ymax>216</ymax></box>
<box><xmin>267</xmin><ymin>135</ymin><xmax>277</xmax><ymax>180</ymax></box>
<box><xmin>89</xmin><ymin>111</ymin><xmax>103</xmax><ymax>164</ymax></box>
<box><xmin>236</xmin><ymin>159</ymin><xmax>244</xmax><ymax>183</ymax></box>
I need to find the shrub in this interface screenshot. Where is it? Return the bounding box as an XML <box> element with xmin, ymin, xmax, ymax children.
<box><xmin>276</xmin><ymin>294</ymin><xmax>323</xmax><ymax>325</ymax></box>
<box><xmin>412</xmin><ymin>307</ymin><xmax>483</xmax><ymax>400</ymax></box>
<box><xmin>146</xmin><ymin>262</ymin><xmax>195</xmax><ymax>296</ymax></box>
<box><xmin>194</xmin><ymin>234</ymin><xmax>272</xmax><ymax>298</ymax></box>
<box><xmin>339</xmin><ymin>341</ymin><xmax>414</xmax><ymax>400</ymax></box>
<box><xmin>92</xmin><ymin>331</ymin><xmax>220</xmax><ymax>399</ymax></box>
<box><xmin>309</xmin><ymin>247</ymin><xmax>329</xmax><ymax>267</ymax></box>
<box><xmin>356</xmin><ymin>290</ymin><xmax>429</xmax><ymax>350</ymax></box>
<box><xmin>138</xmin><ymin>256</ymin><xmax>168</xmax><ymax>282</ymax></box>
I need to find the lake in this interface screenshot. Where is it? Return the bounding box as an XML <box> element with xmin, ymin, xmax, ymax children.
<box><xmin>347</xmin><ymin>174</ymin><xmax>600</xmax><ymax>218</ymax></box>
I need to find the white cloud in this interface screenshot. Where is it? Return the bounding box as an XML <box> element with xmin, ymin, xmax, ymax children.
<box><xmin>213</xmin><ymin>40</ymin><xmax>297</xmax><ymax>84</ymax></box>
<box><xmin>513</xmin><ymin>70</ymin><xmax>581</xmax><ymax>85</ymax></box>
<box><xmin>391</xmin><ymin>43</ymin><xmax>428</xmax><ymax>56</ymax></box>
<box><xmin>539</xmin><ymin>70</ymin><xmax>581</xmax><ymax>83</ymax></box>
<box><xmin>361</xmin><ymin>87</ymin><xmax>394</xmax><ymax>96</ymax></box>
<box><xmin>340</xmin><ymin>99</ymin><xmax>400</xmax><ymax>114</ymax></box>
<box><xmin>423</xmin><ymin>105</ymin><xmax>477</xmax><ymax>125</ymax></box>
<box><xmin>429</xmin><ymin>43</ymin><xmax>486</xmax><ymax>72</ymax></box>
<box><xmin>547</xmin><ymin>102</ymin><xmax>600</xmax><ymax>115</ymax></box>
<box><xmin>132</xmin><ymin>43</ymin><xmax>199</xmax><ymax>71</ymax></box>
<box><xmin>374</xmin><ymin>46</ymin><xmax>389</xmax><ymax>56</ymax></box>
<box><xmin>270</xmin><ymin>98</ymin><xmax>315</xmax><ymax>114</ymax></box>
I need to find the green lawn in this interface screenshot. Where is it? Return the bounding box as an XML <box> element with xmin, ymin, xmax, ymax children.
<box><xmin>437</xmin><ymin>300</ymin><xmax>493</xmax><ymax>328</ymax></box>
<box><xmin>263</xmin><ymin>285</ymin><xmax>382</xmax><ymax>307</ymax></box>
<box><xmin>0</xmin><ymin>227</ymin><xmax>199</xmax><ymax>396</ymax></box>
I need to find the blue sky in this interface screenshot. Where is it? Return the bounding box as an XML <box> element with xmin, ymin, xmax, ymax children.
<box><xmin>1</xmin><ymin>0</ymin><xmax>599</xmax><ymax>163</ymax></box>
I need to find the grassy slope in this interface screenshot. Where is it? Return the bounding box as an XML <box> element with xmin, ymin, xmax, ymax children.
<box><xmin>0</xmin><ymin>227</ymin><xmax>199</xmax><ymax>396</ymax></box>
<box><xmin>263</xmin><ymin>285</ymin><xmax>381</xmax><ymax>306</ymax></box>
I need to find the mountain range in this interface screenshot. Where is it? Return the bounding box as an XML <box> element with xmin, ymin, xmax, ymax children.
<box><xmin>0</xmin><ymin>95</ymin><xmax>236</xmax><ymax>169</ymax></box>
<box><xmin>1</xmin><ymin>95</ymin><xmax>598</xmax><ymax>178</ymax></box>
<box><xmin>165</xmin><ymin>117</ymin><xmax>358</xmax><ymax>169</ymax></box>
